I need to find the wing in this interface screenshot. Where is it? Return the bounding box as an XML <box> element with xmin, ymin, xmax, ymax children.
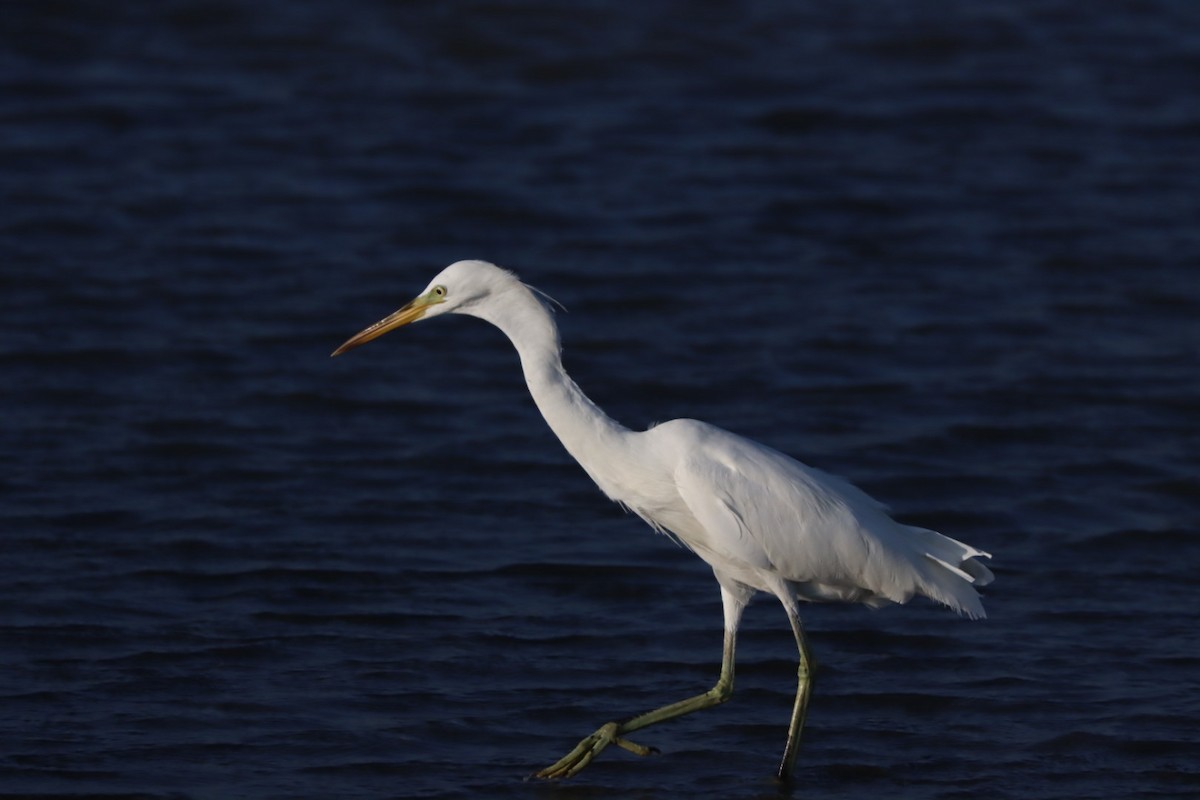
<box><xmin>663</xmin><ymin>420</ymin><xmax>990</xmax><ymax>617</ymax></box>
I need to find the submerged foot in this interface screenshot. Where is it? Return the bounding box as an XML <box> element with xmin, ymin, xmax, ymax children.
<box><xmin>532</xmin><ymin>721</ymin><xmax>658</xmax><ymax>780</ymax></box>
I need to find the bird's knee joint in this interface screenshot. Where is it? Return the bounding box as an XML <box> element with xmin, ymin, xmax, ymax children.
<box><xmin>798</xmin><ymin>651</ymin><xmax>818</xmax><ymax>679</ymax></box>
<box><xmin>708</xmin><ymin>683</ymin><xmax>734</xmax><ymax>704</ymax></box>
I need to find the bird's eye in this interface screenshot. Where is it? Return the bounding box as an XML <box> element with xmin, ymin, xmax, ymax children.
<box><xmin>432</xmin><ymin>285</ymin><xmax>447</xmax><ymax>299</ymax></box>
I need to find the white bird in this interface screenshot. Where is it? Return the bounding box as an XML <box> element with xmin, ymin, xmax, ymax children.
<box><xmin>332</xmin><ymin>259</ymin><xmax>993</xmax><ymax>782</ymax></box>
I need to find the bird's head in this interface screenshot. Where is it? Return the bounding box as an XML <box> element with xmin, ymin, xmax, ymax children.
<box><xmin>331</xmin><ymin>260</ymin><xmax>526</xmax><ymax>357</ymax></box>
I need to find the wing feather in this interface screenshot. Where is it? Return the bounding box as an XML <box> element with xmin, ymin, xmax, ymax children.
<box><xmin>661</xmin><ymin>420</ymin><xmax>990</xmax><ymax>617</ymax></box>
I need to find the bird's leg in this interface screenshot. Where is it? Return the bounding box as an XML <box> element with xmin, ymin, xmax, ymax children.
<box><xmin>532</xmin><ymin>621</ymin><xmax>739</xmax><ymax>780</ymax></box>
<box><xmin>776</xmin><ymin>607</ymin><xmax>816</xmax><ymax>783</ymax></box>
<box><xmin>533</xmin><ymin>587</ymin><xmax>748</xmax><ymax>780</ymax></box>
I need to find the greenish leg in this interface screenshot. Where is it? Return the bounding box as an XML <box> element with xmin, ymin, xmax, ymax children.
<box><xmin>776</xmin><ymin>607</ymin><xmax>816</xmax><ymax>783</ymax></box>
<box><xmin>532</xmin><ymin>625</ymin><xmax>738</xmax><ymax>780</ymax></box>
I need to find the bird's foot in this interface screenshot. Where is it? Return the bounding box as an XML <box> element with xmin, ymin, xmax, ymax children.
<box><xmin>531</xmin><ymin>721</ymin><xmax>658</xmax><ymax>780</ymax></box>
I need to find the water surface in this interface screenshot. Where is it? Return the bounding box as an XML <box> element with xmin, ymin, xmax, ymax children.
<box><xmin>2</xmin><ymin>2</ymin><xmax>1198</xmax><ymax>798</ymax></box>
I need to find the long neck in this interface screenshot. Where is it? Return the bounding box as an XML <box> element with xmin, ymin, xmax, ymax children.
<box><xmin>470</xmin><ymin>286</ymin><xmax>632</xmax><ymax>496</ymax></box>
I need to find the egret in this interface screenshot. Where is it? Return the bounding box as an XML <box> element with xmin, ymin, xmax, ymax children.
<box><xmin>332</xmin><ymin>260</ymin><xmax>993</xmax><ymax>782</ymax></box>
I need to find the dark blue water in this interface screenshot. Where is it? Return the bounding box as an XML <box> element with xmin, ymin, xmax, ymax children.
<box><xmin>3</xmin><ymin>2</ymin><xmax>1198</xmax><ymax>798</ymax></box>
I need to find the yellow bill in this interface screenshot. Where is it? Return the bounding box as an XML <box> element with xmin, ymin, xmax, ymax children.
<box><xmin>331</xmin><ymin>288</ymin><xmax>443</xmax><ymax>356</ymax></box>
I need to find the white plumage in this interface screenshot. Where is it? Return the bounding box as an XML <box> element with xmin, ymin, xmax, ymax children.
<box><xmin>333</xmin><ymin>259</ymin><xmax>994</xmax><ymax>782</ymax></box>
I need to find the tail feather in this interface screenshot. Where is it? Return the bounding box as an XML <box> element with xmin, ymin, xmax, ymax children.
<box><xmin>959</xmin><ymin>554</ymin><xmax>995</xmax><ymax>586</ymax></box>
<box><xmin>925</xmin><ymin>554</ymin><xmax>976</xmax><ymax>584</ymax></box>
<box><xmin>907</xmin><ymin>526</ymin><xmax>993</xmax><ymax>619</ymax></box>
